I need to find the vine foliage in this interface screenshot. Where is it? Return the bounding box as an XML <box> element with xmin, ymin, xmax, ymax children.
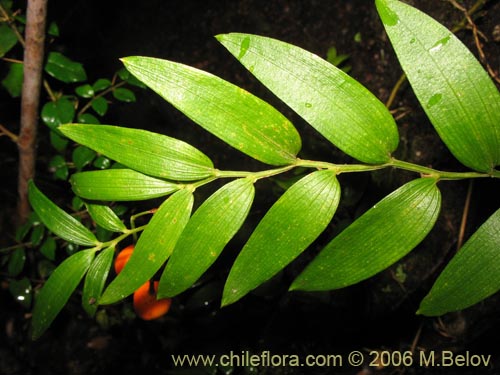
<box><xmin>27</xmin><ymin>0</ymin><xmax>499</xmax><ymax>339</ymax></box>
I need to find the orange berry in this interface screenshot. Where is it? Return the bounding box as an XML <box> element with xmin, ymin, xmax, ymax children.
<box><xmin>114</xmin><ymin>245</ymin><xmax>134</xmax><ymax>274</ymax></box>
<box><xmin>133</xmin><ymin>281</ymin><xmax>172</xmax><ymax>321</ymax></box>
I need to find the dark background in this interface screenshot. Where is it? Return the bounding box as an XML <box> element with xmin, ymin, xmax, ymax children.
<box><xmin>1</xmin><ymin>0</ymin><xmax>499</xmax><ymax>374</ymax></box>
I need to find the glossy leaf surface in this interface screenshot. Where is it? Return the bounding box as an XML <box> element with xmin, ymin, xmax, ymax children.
<box><xmin>32</xmin><ymin>249</ymin><xmax>95</xmax><ymax>340</ymax></box>
<box><xmin>9</xmin><ymin>277</ymin><xmax>32</xmax><ymax>309</ymax></box>
<box><xmin>92</xmin><ymin>78</ymin><xmax>111</xmax><ymax>92</ymax></box>
<box><xmin>100</xmin><ymin>189</ymin><xmax>193</xmax><ymax>304</ymax></box>
<box><xmin>376</xmin><ymin>0</ymin><xmax>500</xmax><ymax>172</ymax></box>
<box><xmin>60</xmin><ymin>124</ymin><xmax>215</xmax><ymax>181</ymax></box>
<box><xmin>222</xmin><ymin>170</ymin><xmax>340</xmax><ymax>306</ymax></box>
<box><xmin>28</xmin><ymin>181</ymin><xmax>98</xmax><ymax>246</ymax></box>
<box><xmin>41</xmin><ymin>98</ymin><xmax>75</xmax><ymax>132</ymax></box>
<box><xmin>82</xmin><ymin>247</ymin><xmax>114</xmax><ymax>317</ymax></box>
<box><xmin>418</xmin><ymin>208</ymin><xmax>500</xmax><ymax>316</ymax></box>
<box><xmin>72</xmin><ymin>146</ymin><xmax>97</xmax><ymax>171</ymax></box>
<box><xmin>86</xmin><ymin>202</ymin><xmax>127</xmax><ymax>233</ymax></box>
<box><xmin>44</xmin><ymin>52</ymin><xmax>87</xmax><ymax>83</ymax></box>
<box><xmin>159</xmin><ymin>178</ymin><xmax>255</xmax><ymax>298</ymax></box>
<box><xmin>113</xmin><ymin>87</ymin><xmax>136</xmax><ymax>102</ymax></box>
<box><xmin>75</xmin><ymin>84</ymin><xmax>94</xmax><ymax>98</ymax></box>
<box><xmin>217</xmin><ymin>33</ymin><xmax>399</xmax><ymax>164</ymax></box>
<box><xmin>70</xmin><ymin>169</ymin><xmax>180</xmax><ymax>201</ymax></box>
<box><xmin>122</xmin><ymin>56</ymin><xmax>301</xmax><ymax>166</ymax></box>
<box><xmin>91</xmin><ymin>96</ymin><xmax>108</xmax><ymax>116</ymax></box>
<box><xmin>291</xmin><ymin>178</ymin><xmax>441</xmax><ymax>291</ymax></box>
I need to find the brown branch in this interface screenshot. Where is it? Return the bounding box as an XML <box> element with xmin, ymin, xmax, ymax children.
<box><xmin>456</xmin><ymin>180</ymin><xmax>474</xmax><ymax>251</ymax></box>
<box><xmin>16</xmin><ymin>0</ymin><xmax>48</xmax><ymax>225</ymax></box>
<box><xmin>448</xmin><ymin>0</ymin><xmax>499</xmax><ymax>83</ymax></box>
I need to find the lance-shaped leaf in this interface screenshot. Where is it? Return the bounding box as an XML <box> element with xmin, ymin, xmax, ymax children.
<box><xmin>222</xmin><ymin>170</ymin><xmax>340</xmax><ymax>306</ymax></box>
<box><xmin>99</xmin><ymin>189</ymin><xmax>193</xmax><ymax>304</ymax></box>
<box><xmin>60</xmin><ymin>124</ymin><xmax>215</xmax><ymax>181</ymax></box>
<box><xmin>418</xmin><ymin>208</ymin><xmax>500</xmax><ymax>316</ymax></box>
<box><xmin>85</xmin><ymin>203</ymin><xmax>127</xmax><ymax>233</ymax></box>
<box><xmin>32</xmin><ymin>249</ymin><xmax>95</xmax><ymax>340</ymax></box>
<box><xmin>28</xmin><ymin>180</ymin><xmax>98</xmax><ymax>246</ymax></box>
<box><xmin>121</xmin><ymin>56</ymin><xmax>301</xmax><ymax>166</ymax></box>
<box><xmin>216</xmin><ymin>33</ymin><xmax>399</xmax><ymax>164</ymax></box>
<box><xmin>376</xmin><ymin>0</ymin><xmax>500</xmax><ymax>172</ymax></box>
<box><xmin>291</xmin><ymin>178</ymin><xmax>441</xmax><ymax>291</ymax></box>
<box><xmin>159</xmin><ymin>178</ymin><xmax>255</xmax><ymax>298</ymax></box>
<box><xmin>71</xmin><ymin>169</ymin><xmax>180</xmax><ymax>201</ymax></box>
<box><xmin>82</xmin><ymin>246</ymin><xmax>114</xmax><ymax>317</ymax></box>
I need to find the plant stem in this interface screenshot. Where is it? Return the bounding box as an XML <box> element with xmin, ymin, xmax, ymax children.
<box><xmin>388</xmin><ymin>158</ymin><xmax>495</xmax><ymax>179</ymax></box>
<box><xmin>296</xmin><ymin>158</ymin><xmax>389</xmax><ymax>173</ymax></box>
<box><xmin>386</xmin><ymin>73</ymin><xmax>407</xmax><ymax>109</ymax></box>
<box><xmin>77</xmin><ymin>80</ymin><xmax>127</xmax><ymax>117</ymax></box>
<box><xmin>16</xmin><ymin>0</ymin><xmax>48</xmax><ymax>225</ymax></box>
<box><xmin>0</xmin><ymin>123</ymin><xmax>19</xmax><ymax>142</ymax></box>
<box><xmin>0</xmin><ymin>3</ymin><xmax>26</xmax><ymax>48</ymax></box>
<box><xmin>214</xmin><ymin>158</ymin><xmax>497</xmax><ymax>184</ymax></box>
<box><xmin>215</xmin><ymin>164</ymin><xmax>296</xmax><ymax>180</ymax></box>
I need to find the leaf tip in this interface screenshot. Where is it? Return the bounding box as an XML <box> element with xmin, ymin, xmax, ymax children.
<box><xmin>220</xmin><ymin>287</ymin><xmax>241</xmax><ymax>308</ymax></box>
<box><xmin>214</xmin><ymin>34</ymin><xmax>225</xmax><ymax>42</ymax></box>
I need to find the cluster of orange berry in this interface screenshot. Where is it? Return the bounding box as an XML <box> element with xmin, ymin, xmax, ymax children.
<box><xmin>114</xmin><ymin>245</ymin><xmax>171</xmax><ymax>320</ymax></box>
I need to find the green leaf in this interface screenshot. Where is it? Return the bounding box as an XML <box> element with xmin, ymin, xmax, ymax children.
<box><xmin>37</xmin><ymin>260</ymin><xmax>55</xmax><ymax>279</ymax></box>
<box><xmin>28</xmin><ymin>180</ymin><xmax>98</xmax><ymax>246</ymax></box>
<box><xmin>92</xmin><ymin>155</ymin><xmax>110</xmax><ymax>169</ymax></box>
<box><xmin>112</xmin><ymin>87</ymin><xmax>136</xmax><ymax>102</ymax></box>
<box><xmin>70</xmin><ymin>169</ymin><xmax>180</xmax><ymax>201</ymax></box>
<box><xmin>82</xmin><ymin>247</ymin><xmax>114</xmax><ymax>317</ymax></box>
<box><xmin>75</xmin><ymin>84</ymin><xmax>94</xmax><ymax>98</ymax></box>
<box><xmin>59</xmin><ymin>124</ymin><xmax>215</xmax><ymax>181</ymax></box>
<box><xmin>77</xmin><ymin>113</ymin><xmax>100</xmax><ymax>124</ymax></box>
<box><xmin>31</xmin><ymin>249</ymin><xmax>95</xmax><ymax>340</ymax></box>
<box><xmin>40</xmin><ymin>236</ymin><xmax>56</xmax><ymax>260</ymax></box>
<box><xmin>0</xmin><ymin>1</ymin><xmax>13</xmax><ymax>11</ymax></box>
<box><xmin>122</xmin><ymin>56</ymin><xmax>301</xmax><ymax>166</ymax></box>
<box><xmin>117</xmin><ymin>67</ymin><xmax>147</xmax><ymax>88</ymax></box>
<box><xmin>9</xmin><ymin>277</ymin><xmax>32</xmax><ymax>309</ymax></box>
<box><xmin>41</xmin><ymin>98</ymin><xmax>75</xmax><ymax>131</ymax></box>
<box><xmin>49</xmin><ymin>130</ymin><xmax>69</xmax><ymax>152</ymax></box>
<box><xmin>0</xmin><ymin>23</ymin><xmax>18</xmax><ymax>57</ymax></box>
<box><xmin>44</xmin><ymin>52</ymin><xmax>87</xmax><ymax>83</ymax></box>
<box><xmin>8</xmin><ymin>248</ymin><xmax>26</xmax><ymax>277</ymax></box>
<box><xmin>159</xmin><ymin>178</ymin><xmax>255</xmax><ymax>298</ymax></box>
<box><xmin>291</xmin><ymin>178</ymin><xmax>441</xmax><ymax>291</ymax></box>
<box><xmin>99</xmin><ymin>189</ymin><xmax>193</xmax><ymax>304</ymax></box>
<box><xmin>92</xmin><ymin>78</ymin><xmax>111</xmax><ymax>92</ymax></box>
<box><xmin>30</xmin><ymin>223</ymin><xmax>45</xmax><ymax>246</ymax></box>
<box><xmin>91</xmin><ymin>96</ymin><xmax>108</xmax><ymax>116</ymax></box>
<box><xmin>376</xmin><ymin>0</ymin><xmax>500</xmax><ymax>172</ymax></box>
<box><xmin>1</xmin><ymin>62</ymin><xmax>23</xmax><ymax>97</ymax></box>
<box><xmin>15</xmin><ymin>212</ymin><xmax>39</xmax><ymax>242</ymax></box>
<box><xmin>216</xmin><ymin>33</ymin><xmax>398</xmax><ymax>164</ymax></box>
<box><xmin>47</xmin><ymin>21</ymin><xmax>59</xmax><ymax>37</ymax></box>
<box><xmin>72</xmin><ymin>196</ymin><xmax>84</xmax><ymax>211</ymax></box>
<box><xmin>72</xmin><ymin>145</ymin><xmax>97</xmax><ymax>171</ymax></box>
<box><xmin>85</xmin><ymin>202</ymin><xmax>127</xmax><ymax>233</ymax></box>
<box><xmin>418</xmin><ymin>208</ymin><xmax>500</xmax><ymax>316</ymax></box>
<box><xmin>222</xmin><ymin>170</ymin><xmax>341</xmax><ymax>306</ymax></box>
<box><xmin>48</xmin><ymin>155</ymin><xmax>68</xmax><ymax>180</ymax></box>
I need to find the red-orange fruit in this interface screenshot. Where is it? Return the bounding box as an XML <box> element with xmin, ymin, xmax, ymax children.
<box><xmin>114</xmin><ymin>244</ymin><xmax>134</xmax><ymax>274</ymax></box>
<box><xmin>133</xmin><ymin>281</ymin><xmax>172</xmax><ymax>320</ymax></box>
